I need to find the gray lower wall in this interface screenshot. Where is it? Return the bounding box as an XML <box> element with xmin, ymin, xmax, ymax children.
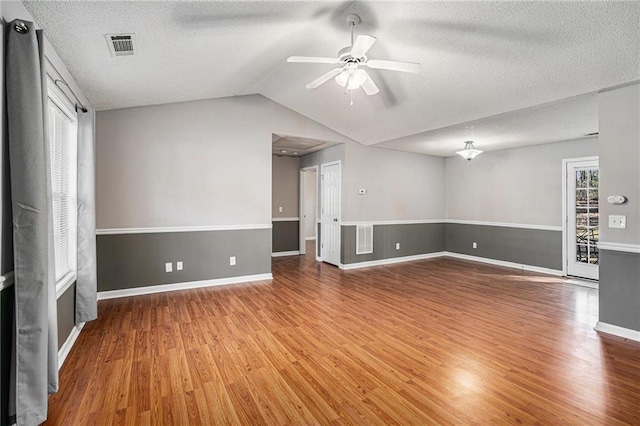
<box><xmin>272</xmin><ymin>221</ymin><xmax>299</xmax><ymax>253</ymax></box>
<box><xmin>445</xmin><ymin>223</ymin><xmax>563</xmax><ymax>270</ymax></box>
<box><xmin>57</xmin><ymin>284</ymin><xmax>76</xmax><ymax>350</ymax></box>
<box><xmin>599</xmin><ymin>250</ymin><xmax>640</xmax><ymax>331</ymax></box>
<box><xmin>341</xmin><ymin>223</ymin><xmax>445</xmax><ymax>264</ymax></box>
<box><xmin>338</xmin><ymin>222</ymin><xmax>562</xmax><ymax>269</ymax></box>
<box><xmin>97</xmin><ymin>229</ymin><xmax>271</xmax><ymax>292</ymax></box>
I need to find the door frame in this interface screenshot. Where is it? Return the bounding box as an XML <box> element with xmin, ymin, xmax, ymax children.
<box><xmin>562</xmin><ymin>156</ymin><xmax>599</xmax><ymax>278</ymax></box>
<box><xmin>299</xmin><ymin>165</ymin><xmax>318</xmax><ymax>256</ymax></box>
<box><xmin>320</xmin><ymin>160</ymin><xmax>342</xmax><ymax>265</ymax></box>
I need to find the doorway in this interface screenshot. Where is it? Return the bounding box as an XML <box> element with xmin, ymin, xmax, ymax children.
<box><xmin>299</xmin><ymin>167</ymin><xmax>318</xmax><ymax>256</ymax></box>
<box><xmin>564</xmin><ymin>157</ymin><xmax>599</xmax><ymax>280</ymax></box>
<box><xmin>320</xmin><ymin>161</ymin><xmax>341</xmax><ymax>266</ymax></box>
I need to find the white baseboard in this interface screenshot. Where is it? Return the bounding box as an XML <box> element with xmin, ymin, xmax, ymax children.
<box><xmin>595</xmin><ymin>321</ymin><xmax>640</xmax><ymax>342</ymax></box>
<box><xmin>97</xmin><ymin>273</ymin><xmax>273</xmax><ymax>300</ymax></box>
<box><xmin>304</xmin><ymin>237</ymin><xmax>316</xmax><ymax>241</ymax></box>
<box><xmin>339</xmin><ymin>252</ymin><xmax>446</xmax><ymax>270</ymax></box>
<box><xmin>443</xmin><ymin>252</ymin><xmax>564</xmax><ymax>276</ymax></box>
<box><xmin>316</xmin><ymin>256</ymin><xmax>322</xmax><ymax>262</ymax></box>
<box><xmin>58</xmin><ymin>322</ymin><xmax>85</xmax><ymax>370</ymax></box>
<box><xmin>271</xmin><ymin>251</ymin><xmax>300</xmax><ymax>257</ymax></box>
<box><xmin>564</xmin><ymin>278</ymin><xmax>598</xmax><ymax>289</ymax></box>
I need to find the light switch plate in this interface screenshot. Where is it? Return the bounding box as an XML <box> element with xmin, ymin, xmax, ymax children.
<box><xmin>608</xmin><ymin>215</ymin><xmax>627</xmax><ymax>229</ymax></box>
<box><xmin>230</xmin><ymin>256</ymin><xmax>236</xmax><ymax>266</ymax></box>
<box><xmin>177</xmin><ymin>261</ymin><xmax>183</xmax><ymax>271</ymax></box>
<box><xmin>165</xmin><ymin>262</ymin><xmax>173</xmax><ymax>272</ymax></box>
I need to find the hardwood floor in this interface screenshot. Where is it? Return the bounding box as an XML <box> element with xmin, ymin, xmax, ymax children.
<box><xmin>46</xmin><ymin>246</ymin><xmax>640</xmax><ymax>424</ymax></box>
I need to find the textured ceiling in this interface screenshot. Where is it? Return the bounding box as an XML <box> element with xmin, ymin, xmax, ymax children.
<box><xmin>24</xmin><ymin>1</ymin><xmax>640</xmax><ymax>156</ymax></box>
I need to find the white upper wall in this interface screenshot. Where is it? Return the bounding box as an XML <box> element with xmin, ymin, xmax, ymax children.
<box><xmin>95</xmin><ymin>94</ymin><xmax>352</xmax><ymax>229</ymax></box>
<box><xmin>343</xmin><ymin>143</ymin><xmax>446</xmax><ymax>222</ymax></box>
<box><xmin>446</xmin><ymin>137</ymin><xmax>598</xmax><ymax>226</ymax></box>
<box><xmin>599</xmin><ymin>83</ymin><xmax>640</xmax><ymax>245</ymax></box>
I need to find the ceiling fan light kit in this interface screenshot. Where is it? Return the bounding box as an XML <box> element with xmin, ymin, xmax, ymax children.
<box><xmin>456</xmin><ymin>141</ymin><xmax>483</xmax><ymax>161</ymax></box>
<box><xmin>287</xmin><ymin>14</ymin><xmax>421</xmax><ymax>104</ymax></box>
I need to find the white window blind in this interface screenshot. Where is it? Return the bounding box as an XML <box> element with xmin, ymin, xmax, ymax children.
<box><xmin>48</xmin><ymin>94</ymin><xmax>78</xmax><ymax>286</ymax></box>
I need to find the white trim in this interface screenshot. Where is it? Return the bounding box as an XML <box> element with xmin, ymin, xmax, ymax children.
<box><xmin>305</xmin><ymin>236</ymin><xmax>316</xmax><ymax>241</ymax></box>
<box><xmin>272</xmin><ymin>251</ymin><xmax>301</xmax><ymax>257</ymax></box>
<box><xmin>58</xmin><ymin>323</ymin><xmax>84</xmax><ymax>369</ymax></box>
<box><xmin>341</xmin><ymin>219</ymin><xmax>445</xmax><ymax>226</ymax></box>
<box><xmin>446</xmin><ymin>219</ymin><xmax>562</xmax><ymax>231</ymax></box>
<box><xmin>97</xmin><ymin>273</ymin><xmax>273</xmax><ymax>300</ymax></box>
<box><xmin>444</xmin><ymin>252</ymin><xmax>564</xmax><ymax>276</ymax></box>
<box><xmin>564</xmin><ymin>278</ymin><xmax>599</xmax><ymax>289</ymax></box>
<box><xmin>340</xmin><ymin>219</ymin><xmax>562</xmax><ymax>231</ymax></box>
<box><xmin>0</xmin><ymin>271</ymin><xmax>15</xmax><ymax>291</ymax></box>
<box><xmin>56</xmin><ymin>272</ymin><xmax>76</xmax><ymax>299</ymax></box>
<box><xmin>598</xmin><ymin>241</ymin><xmax>640</xmax><ymax>254</ymax></box>
<box><xmin>96</xmin><ymin>224</ymin><xmax>272</xmax><ymax>235</ymax></box>
<box><xmin>316</xmin><ymin>256</ymin><xmax>322</xmax><ymax>262</ymax></box>
<box><xmin>595</xmin><ymin>321</ymin><xmax>640</xmax><ymax>342</ymax></box>
<box><xmin>272</xmin><ymin>217</ymin><xmax>300</xmax><ymax>222</ymax></box>
<box><xmin>339</xmin><ymin>252</ymin><xmax>446</xmax><ymax>270</ymax></box>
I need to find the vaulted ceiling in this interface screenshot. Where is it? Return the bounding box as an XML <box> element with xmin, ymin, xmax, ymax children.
<box><xmin>24</xmin><ymin>1</ymin><xmax>640</xmax><ymax>156</ymax></box>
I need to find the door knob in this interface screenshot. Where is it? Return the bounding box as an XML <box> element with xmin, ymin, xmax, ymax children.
<box><xmin>333</xmin><ymin>218</ymin><xmax>338</xmax><ymax>222</ymax></box>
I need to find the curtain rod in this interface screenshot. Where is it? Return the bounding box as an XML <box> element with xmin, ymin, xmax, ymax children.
<box><xmin>45</xmin><ymin>57</ymin><xmax>88</xmax><ymax>114</ymax></box>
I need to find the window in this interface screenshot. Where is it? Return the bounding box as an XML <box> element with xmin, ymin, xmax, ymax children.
<box><xmin>47</xmin><ymin>85</ymin><xmax>78</xmax><ymax>294</ymax></box>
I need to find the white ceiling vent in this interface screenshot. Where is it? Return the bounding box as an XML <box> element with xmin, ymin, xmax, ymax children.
<box><xmin>105</xmin><ymin>34</ymin><xmax>135</xmax><ymax>57</ymax></box>
<box><xmin>356</xmin><ymin>224</ymin><xmax>374</xmax><ymax>255</ymax></box>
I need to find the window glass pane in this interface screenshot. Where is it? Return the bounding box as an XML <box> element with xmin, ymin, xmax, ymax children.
<box><xmin>576</xmin><ymin>245</ymin><xmax>588</xmax><ymax>262</ymax></box>
<box><xmin>589</xmin><ymin>170</ymin><xmax>599</xmax><ymax>188</ymax></box>
<box><xmin>576</xmin><ymin>170</ymin><xmax>587</xmax><ymax>188</ymax></box>
<box><xmin>589</xmin><ymin>247</ymin><xmax>599</xmax><ymax>264</ymax></box>
<box><xmin>588</xmin><ymin>189</ymin><xmax>598</xmax><ymax>205</ymax></box>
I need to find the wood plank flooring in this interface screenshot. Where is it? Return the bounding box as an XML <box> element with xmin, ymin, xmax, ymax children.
<box><xmin>45</xmin><ymin>246</ymin><xmax>640</xmax><ymax>424</ymax></box>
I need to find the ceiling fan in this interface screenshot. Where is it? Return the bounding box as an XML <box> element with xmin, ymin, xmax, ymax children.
<box><xmin>287</xmin><ymin>14</ymin><xmax>421</xmax><ymax>102</ymax></box>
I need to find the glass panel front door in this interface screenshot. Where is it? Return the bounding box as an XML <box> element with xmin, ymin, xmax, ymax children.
<box><xmin>567</xmin><ymin>159</ymin><xmax>599</xmax><ymax>280</ymax></box>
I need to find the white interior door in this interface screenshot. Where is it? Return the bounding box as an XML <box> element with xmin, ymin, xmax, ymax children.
<box><xmin>566</xmin><ymin>159</ymin><xmax>599</xmax><ymax>280</ymax></box>
<box><xmin>321</xmin><ymin>162</ymin><xmax>341</xmax><ymax>266</ymax></box>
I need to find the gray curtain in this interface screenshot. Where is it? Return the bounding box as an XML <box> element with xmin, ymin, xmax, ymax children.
<box><xmin>76</xmin><ymin>110</ymin><xmax>97</xmax><ymax>323</ymax></box>
<box><xmin>6</xmin><ymin>20</ymin><xmax>58</xmax><ymax>425</ymax></box>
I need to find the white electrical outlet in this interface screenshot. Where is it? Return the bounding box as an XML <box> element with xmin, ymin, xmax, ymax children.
<box><xmin>165</xmin><ymin>262</ymin><xmax>173</xmax><ymax>272</ymax></box>
<box><xmin>177</xmin><ymin>261</ymin><xmax>183</xmax><ymax>271</ymax></box>
<box><xmin>472</xmin><ymin>242</ymin><xmax>477</xmax><ymax>249</ymax></box>
<box><xmin>608</xmin><ymin>215</ymin><xmax>627</xmax><ymax>229</ymax></box>
<box><xmin>278</xmin><ymin>206</ymin><xmax>283</xmax><ymax>213</ymax></box>
<box><xmin>396</xmin><ymin>243</ymin><xmax>400</xmax><ymax>250</ymax></box>
<box><xmin>230</xmin><ymin>256</ymin><xmax>236</xmax><ymax>266</ymax></box>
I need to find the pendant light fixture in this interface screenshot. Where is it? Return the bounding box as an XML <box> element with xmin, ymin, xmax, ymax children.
<box><xmin>456</xmin><ymin>141</ymin><xmax>483</xmax><ymax>161</ymax></box>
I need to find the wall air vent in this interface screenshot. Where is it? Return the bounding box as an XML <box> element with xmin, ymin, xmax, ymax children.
<box><xmin>356</xmin><ymin>224</ymin><xmax>374</xmax><ymax>255</ymax></box>
<box><xmin>105</xmin><ymin>34</ymin><xmax>135</xmax><ymax>56</ymax></box>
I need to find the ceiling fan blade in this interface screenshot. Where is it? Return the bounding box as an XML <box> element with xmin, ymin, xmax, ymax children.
<box><xmin>350</xmin><ymin>35</ymin><xmax>377</xmax><ymax>58</ymax></box>
<box><xmin>287</xmin><ymin>56</ymin><xmax>339</xmax><ymax>64</ymax></box>
<box><xmin>360</xmin><ymin>70</ymin><xmax>379</xmax><ymax>95</ymax></box>
<box><xmin>305</xmin><ymin>67</ymin><xmax>344</xmax><ymax>89</ymax></box>
<box><xmin>365</xmin><ymin>59</ymin><xmax>421</xmax><ymax>73</ymax></box>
